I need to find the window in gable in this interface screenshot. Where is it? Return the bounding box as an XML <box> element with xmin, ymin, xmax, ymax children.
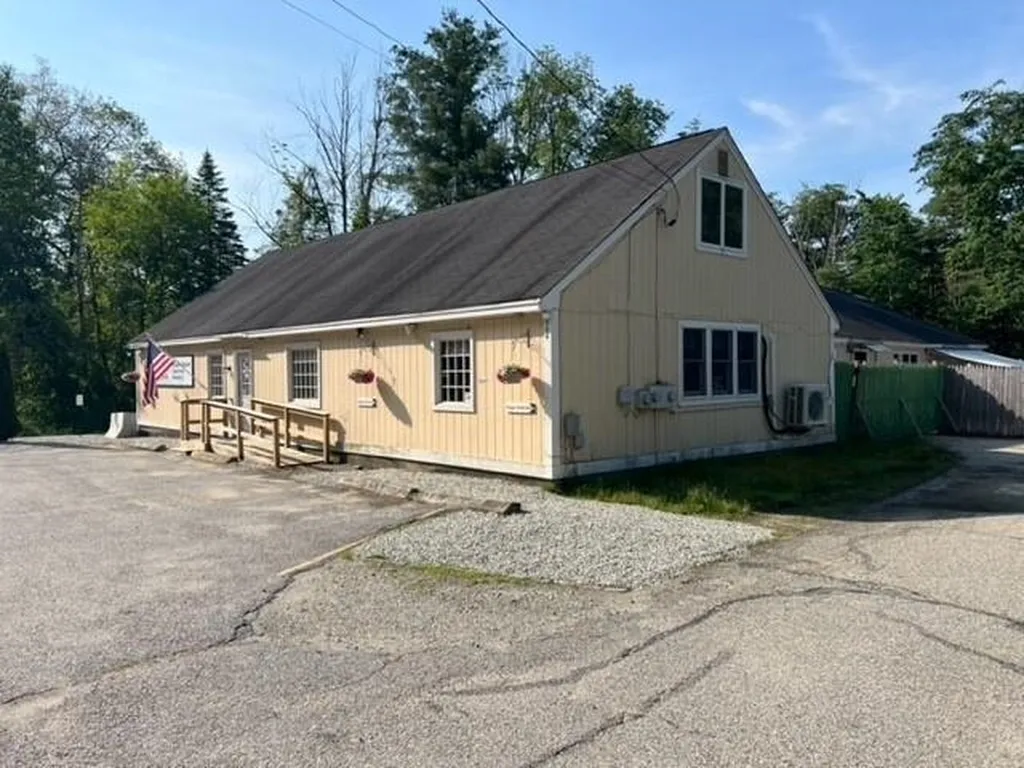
<box><xmin>700</xmin><ymin>176</ymin><xmax>746</xmax><ymax>253</ymax></box>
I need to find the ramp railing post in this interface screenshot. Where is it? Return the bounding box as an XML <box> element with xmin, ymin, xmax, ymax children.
<box><xmin>201</xmin><ymin>402</ymin><xmax>211</xmax><ymax>451</ymax></box>
<box><xmin>236</xmin><ymin>418</ymin><xmax>244</xmax><ymax>461</ymax></box>
<box><xmin>322</xmin><ymin>413</ymin><xmax>330</xmax><ymax>464</ymax></box>
<box><xmin>272</xmin><ymin>418</ymin><xmax>281</xmax><ymax>468</ymax></box>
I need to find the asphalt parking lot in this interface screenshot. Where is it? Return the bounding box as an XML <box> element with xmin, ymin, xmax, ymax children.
<box><xmin>1</xmin><ymin>437</ymin><xmax>1022</xmax><ymax>767</ymax></box>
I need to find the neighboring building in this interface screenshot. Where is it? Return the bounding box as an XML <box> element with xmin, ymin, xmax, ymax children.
<box><xmin>825</xmin><ymin>289</ymin><xmax>1024</xmax><ymax>368</ymax></box>
<box><xmin>135</xmin><ymin>128</ymin><xmax>837</xmax><ymax>479</ymax></box>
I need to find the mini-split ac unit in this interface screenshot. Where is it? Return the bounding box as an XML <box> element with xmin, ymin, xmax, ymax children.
<box><xmin>783</xmin><ymin>384</ymin><xmax>829</xmax><ymax>427</ymax></box>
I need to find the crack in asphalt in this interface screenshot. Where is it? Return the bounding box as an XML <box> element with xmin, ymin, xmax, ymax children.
<box><xmin>447</xmin><ymin>585</ymin><xmax>867</xmax><ymax>698</ymax></box>
<box><xmin>519</xmin><ymin>651</ymin><xmax>734</xmax><ymax>768</ymax></box>
<box><xmin>447</xmin><ymin>567</ymin><xmax>1023</xmax><ymax>701</ymax></box>
<box><xmin>1</xmin><ymin>577</ymin><xmax>295</xmax><ymax>714</ymax></box>
<box><xmin>739</xmin><ymin>561</ymin><xmax>1024</xmax><ymax>631</ymax></box>
<box><xmin>880</xmin><ymin>614</ymin><xmax>1024</xmax><ymax>677</ymax></box>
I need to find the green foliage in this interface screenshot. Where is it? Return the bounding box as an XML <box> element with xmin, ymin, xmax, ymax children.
<box><xmin>85</xmin><ymin>161</ymin><xmax>213</xmax><ymax>330</ymax></box>
<box><xmin>510</xmin><ymin>47</ymin><xmax>600</xmax><ymax>180</ymax></box>
<box><xmin>387</xmin><ymin>10</ymin><xmax>511</xmax><ymax>211</ymax></box>
<box><xmin>269</xmin><ymin>168</ymin><xmax>334</xmax><ymax>247</ymax></box>
<box><xmin>193</xmin><ymin>150</ymin><xmax>246</xmax><ymax>279</ymax></box>
<box><xmin>586</xmin><ymin>85</ymin><xmax>670</xmax><ymax>164</ymax></box>
<box><xmin>843</xmin><ymin>194</ymin><xmax>947</xmax><ymax>323</ymax></box>
<box><xmin>914</xmin><ymin>83</ymin><xmax>1024</xmax><ymax>355</ymax></box>
<box><xmin>0</xmin><ymin>343</ymin><xmax>16</xmax><ymax>440</ymax></box>
<box><xmin>784</xmin><ymin>183</ymin><xmax>855</xmax><ymax>273</ymax></box>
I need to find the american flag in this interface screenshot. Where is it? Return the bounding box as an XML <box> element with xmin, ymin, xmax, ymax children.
<box><xmin>141</xmin><ymin>338</ymin><xmax>175</xmax><ymax>407</ymax></box>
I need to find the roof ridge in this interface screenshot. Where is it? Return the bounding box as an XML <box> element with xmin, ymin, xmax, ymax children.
<box><xmin>280</xmin><ymin>128</ymin><xmax>726</xmax><ymax>257</ymax></box>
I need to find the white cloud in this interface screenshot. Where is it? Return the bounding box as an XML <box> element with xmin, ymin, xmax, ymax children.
<box><xmin>743</xmin><ymin>99</ymin><xmax>806</xmax><ymax>153</ymax></box>
<box><xmin>807</xmin><ymin>14</ymin><xmax>923</xmax><ymax>111</ymax></box>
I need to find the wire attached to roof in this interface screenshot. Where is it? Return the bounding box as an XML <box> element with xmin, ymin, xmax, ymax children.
<box><xmin>472</xmin><ymin>0</ymin><xmax>684</xmax><ymax>225</ymax></box>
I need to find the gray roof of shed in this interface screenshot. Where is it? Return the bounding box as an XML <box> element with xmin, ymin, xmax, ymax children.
<box><xmin>825</xmin><ymin>289</ymin><xmax>977</xmax><ymax>347</ymax></box>
<box><xmin>146</xmin><ymin>129</ymin><xmax>723</xmax><ymax>341</ymax></box>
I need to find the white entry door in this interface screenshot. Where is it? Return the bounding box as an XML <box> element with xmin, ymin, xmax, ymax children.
<box><xmin>235</xmin><ymin>351</ymin><xmax>253</xmax><ymax>433</ymax></box>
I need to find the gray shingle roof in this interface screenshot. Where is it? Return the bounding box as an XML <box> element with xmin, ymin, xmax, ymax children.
<box><xmin>146</xmin><ymin>129</ymin><xmax>723</xmax><ymax>341</ymax></box>
<box><xmin>825</xmin><ymin>289</ymin><xmax>977</xmax><ymax>347</ymax></box>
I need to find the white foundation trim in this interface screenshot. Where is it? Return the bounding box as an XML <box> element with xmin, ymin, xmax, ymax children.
<box><xmin>552</xmin><ymin>431</ymin><xmax>837</xmax><ymax>479</ymax></box>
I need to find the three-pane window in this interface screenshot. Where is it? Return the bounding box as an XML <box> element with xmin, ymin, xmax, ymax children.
<box><xmin>700</xmin><ymin>177</ymin><xmax>745</xmax><ymax>251</ymax></box>
<box><xmin>434</xmin><ymin>335</ymin><xmax>474</xmax><ymax>410</ymax></box>
<box><xmin>680</xmin><ymin>325</ymin><xmax>760</xmax><ymax>400</ymax></box>
<box><xmin>289</xmin><ymin>347</ymin><xmax>320</xmax><ymax>404</ymax></box>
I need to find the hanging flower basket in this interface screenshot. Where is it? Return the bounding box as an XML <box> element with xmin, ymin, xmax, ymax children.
<box><xmin>348</xmin><ymin>368</ymin><xmax>376</xmax><ymax>384</ymax></box>
<box><xmin>497</xmin><ymin>364</ymin><xmax>530</xmax><ymax>384</ymax></box>
<box><xmin>120</xmin><ymin>371</ymin><xmax>140</xmax><ymax>383</ymax></box>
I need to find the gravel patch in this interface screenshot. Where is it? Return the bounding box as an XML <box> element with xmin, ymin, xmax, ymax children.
<box><xmin>346</xmin><ymin>468</ymin><xmax>772</xmax><ymax>588</ymax></box>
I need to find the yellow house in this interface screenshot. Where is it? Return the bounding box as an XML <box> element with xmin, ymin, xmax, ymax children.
<box><xmin>135</xmin><ymin>128</ymin><xmax>838</xmax><ymax>479</ymax></box>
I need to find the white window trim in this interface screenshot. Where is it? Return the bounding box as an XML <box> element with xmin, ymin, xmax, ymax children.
<box><xmin>206</xmin><ymin>350</ymin><xmax>226</xmax><ymax>400</ymax></box>
<box><xmin>678</xmin><ymin>321</ymin><xmax>761</xmax><ymax>407</ymax></box>
<box><xmin>431</xmin><ymin>331</ymin><xmax>475</xmax><ymax>413</ymax></box>
<box><xmin>287</xmin><ymin>343</ymin><xmax>321</xmax><ymax>409</ymax></box>
<box><xmin>696</xmin><ymin>173</ymin><xmax>748</xmax><ymax>258</ymax></box>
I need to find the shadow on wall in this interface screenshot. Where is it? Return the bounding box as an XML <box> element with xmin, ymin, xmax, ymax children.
<box><xmin>530</xmin><ymin>376</ymin><xmax>550</xmax><ymax>408</ymax></box>
<box><xmin>377</xmin><ymin>379</ymin><xmax>412</xmax><ymax>426</ymax></box>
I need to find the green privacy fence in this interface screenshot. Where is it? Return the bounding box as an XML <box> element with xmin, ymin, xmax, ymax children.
<box><xmin>834</xmin><ymin>362</ymin><xmax>944</xmax><ymax>441</ymax></box>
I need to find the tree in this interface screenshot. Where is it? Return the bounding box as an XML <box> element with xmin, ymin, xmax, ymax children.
<box><xmin>266</xmin><ymin>168</ymin><xmax>334</xmax><ymax>249</ymax></box>
<box><xmin>387</xmin><ymin>10</ymin><xmax>511</xmax><ymax>211</ymax></box>
<box><xmin>784</xmin><ymin>184</ymin><xmax>856</xmax><ymax>274</ymax></box>
<box><xmin>84</xmin><ymin>161</ymin><xmax>212</xmax><ymax>348</ymax></box>
<box><xmin>586</xmin><ymin>84</ymin><xmax>670</xmax><ymax>163</ymax></box>
<box><xmin>193</xmin><ymin>150</ymin><xmax>246</xmax><ymax>284</ymax></box>
<box><xmin>914</xmin><ymin>83</ymin><xmax>1024</xmax><ymax>354</ymax></box>
<box><xmin>0</xmin><ymin>343</ymin><xmax>15</xmax><ymax>440</ymax></box>
<box><xmin>251</xmin><ymin>59</ymin><xmax>394</xmax><ymax>242</ymax></box>
<box><xmin>0</xmin><ymin>65</ymin><xmax>75</xmax><ymax>436</ymax></box>
<box><xmin>841</xmin><ymin>194</ymin><xmax>946</xmax><ymax>322</ymax></box>
<box><xmin>508</xmin><ymin>48</ymin><xmax>599</xmax><ymax>180</ymax></box>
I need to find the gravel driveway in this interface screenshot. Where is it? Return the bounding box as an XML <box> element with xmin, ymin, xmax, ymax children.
<box><xmin>327</xmin><ymin>468</ymin><xmax>772</xmax><ymax>587</ymax></box>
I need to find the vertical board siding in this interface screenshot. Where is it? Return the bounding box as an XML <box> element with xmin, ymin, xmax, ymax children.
<box><xmin>834</xmin><ymin>362</ymin><xmax>943</xmax><ymax>441</ymax></box>
<box><xmin>944</xmin><ymin>365</ymin><xmax>1024</xmax><ymax>437</ymax></box>
<box><xmin>138</xmin><ymin>314</ymin><xmax>549</xmax><ymax>472</ymax></box>
<box><xmin>560</xmin><ymin>142</ymin><xmax>834</xmax><ymax>466</ymax></box>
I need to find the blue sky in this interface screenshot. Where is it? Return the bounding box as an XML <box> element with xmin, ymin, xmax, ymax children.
<box><xmin>3</xmin><ymin>0</ymin><xmax>1022</xmax><ymax>250</ymax></box>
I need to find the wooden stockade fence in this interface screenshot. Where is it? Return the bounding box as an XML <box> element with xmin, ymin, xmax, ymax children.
<box><xmin>943</xmin><ymin>364</ymin><xmax>1024</xmax><ymax>437</ymax></box>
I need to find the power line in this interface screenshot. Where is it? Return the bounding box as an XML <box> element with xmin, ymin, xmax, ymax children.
<box><xmin>276</xmin><ymin>0</ymin><xmax>384</xmax><ymax>56</ymax></box>
<box><xmin>322</xmin><ymin>0</ymin><xmax>406</xmax><ymax>47</ymax></box>
<box><xmin>472</xmin><ymin>0</ymin><xmax>683</xmax><ymax>219</ymax></box>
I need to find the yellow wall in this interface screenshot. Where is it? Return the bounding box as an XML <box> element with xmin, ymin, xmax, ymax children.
<box><xmin>138</xmin><ymin>314</ymin><xmax>551</xmax><ymax>476</ymax></box>
<box><xmin>558</xmin><ymin>139</ymin><xmax>835</xmax><ymax>471</ymax></box>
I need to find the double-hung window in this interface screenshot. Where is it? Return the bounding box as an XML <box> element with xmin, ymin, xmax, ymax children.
<box><xmin>699</xmin><ymin>176</ymin><xmax>746</xmax><ymax>253</ymax></box>
<box><xmin>433</xmin><ymin>333</ymin><xmax>474</xmax><ymax>411</ymax></box>
<box><xmin>288</xmin><ymin>346</ymin><xmax>320</xmax><ymax>407</ymax></box>
<box><xmin>207</xmin><ymin>353</ymin><xmax>225</xmax><ymax>399</ymax></box>
<box><xmin>680</xmin><ymin>323</ymin><xmax>760</xmax><ymax>403</ymax></box>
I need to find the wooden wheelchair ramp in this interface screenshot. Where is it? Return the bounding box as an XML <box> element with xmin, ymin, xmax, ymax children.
<box><xmin>179</xmin><ymin>398</ymin><xmax>333</xmax><ymax>468</ymax></box>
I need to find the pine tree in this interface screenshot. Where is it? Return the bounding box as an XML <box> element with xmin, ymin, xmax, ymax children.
<box><xmin>193</xmin><ymin>151</ymin><xmax>246</xmax><ymax>288</ymax></box>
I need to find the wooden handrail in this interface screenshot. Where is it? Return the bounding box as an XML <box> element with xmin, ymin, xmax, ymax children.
<box><xmin>199</xmin><ymin>399</ymin><xmax>283</xmax><ymax>468</ymax></box>
<box><xmin>250</xmin><ymin>397</ymin><xmax>331</xmax><ymax>464</ymax></box>
<box><xmin>250</xmin><ymin>397</ymin><xmax>327</xmax><ymax>418</ymax></box>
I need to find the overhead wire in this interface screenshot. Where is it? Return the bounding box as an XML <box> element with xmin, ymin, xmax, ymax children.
<box><xmin>275</xmin><ymin>0</ymin><xmax>385</xmax><ymax>56</ymax></box>
<box><xmin>472</xmin><ymin>0</ymin><xmax>684</xmax><ymax>220</ymax></box>
<box><xmin>321</xmin><ymin>0</ymin><xmax>406</xmax><ymax>47</ymax></box>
